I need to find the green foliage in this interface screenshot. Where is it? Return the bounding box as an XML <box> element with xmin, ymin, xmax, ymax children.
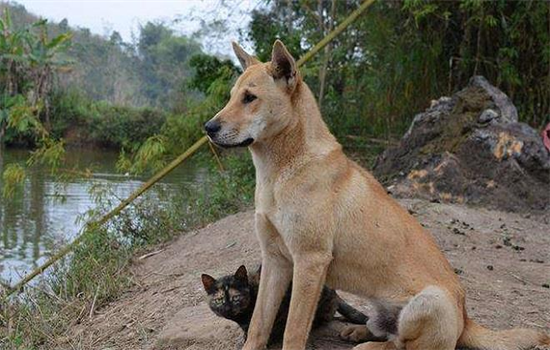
<box><xmin>88</xmin><ymin>103</ymin><xmax>167</xmax><ymax>149</ymax></box>
<box><xmin>0</xmin><ymin>7</ymin><xmax>71</xmax><ymax>142</ymax></box>
<box><xmin>0</xmin><ymin>8</ymin><xmax>74</xmax><ymax>196</ymax></box>
<box><xmin>136</xmin><ymin>22</ymin><xmax>203</xmax><ymax>108</ymax></box>
<box><xmin>401</xmin><ymin>0</ymin><xmax>550</xmax><ymax>126</ymax></box>
<box><xmin>118</xmin><ymin>56</ymin><xmax>238</xmax><ymax>174</ymax></box>
<box><xmin>27</xmin><ymin>138</ymin><xmax>65</xmax><ymax>172</ymax></box>
<box><xmin>0</xmin><ymin>226</ymin><xmax>134</xmax><ymax>349</ymax></box>
<box><xmin>196</xmin><ymin>151</ymin><xmax>255</xmax><ymax>221</ymax></box>
<box><xmin>246</xmin><ymin>0</ymin><xmax>550</xmax><ymax>145</ymax></box>
<box><xmin>54</xmin><ymin>227</ymin><xmax>133</xmax><ymax>302</ymax></box>
<box><xmin>247</xmin><ymin>7</ymin><xmax>305</xmax><ymax>62</ymax></box>
<box><xmin>46</xmin><ymin>90</ymin><xmax>168</xmax><ymax>150</ymax></box>
<box><xmin>2</xmin><ymin>163</ymin><xmax>25</xmax><ymax>198</ymax></box>
<box><xmin>188</xmin><ymin>54</ymin><xmax>240</xmax><ymax>94</ymax></box>
<box><xmin>118</xmin><ymin>134</ymin><xmax>168</xmax><ymax>173</ymax></box>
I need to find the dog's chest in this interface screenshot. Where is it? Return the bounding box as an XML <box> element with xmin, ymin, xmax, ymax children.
<box><xmin>255</xmin><ymin>185</ymin><xmax>296</xmax><ymax>237</ymax></box>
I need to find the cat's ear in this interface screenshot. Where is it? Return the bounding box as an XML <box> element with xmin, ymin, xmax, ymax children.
<box><xmin>201</xmin><ymin>274</ymin><xmax>217</xmax><ymax>293</ymax></box>
<box><xmin>234</xmin><ymin>265</ymin><xmax>248</xmax><ymax>282</ymax></box>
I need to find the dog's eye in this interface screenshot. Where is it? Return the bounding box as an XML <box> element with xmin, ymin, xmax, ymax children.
<box><xmin>243</xmin><ymin>92</ymin><xmax>257</xmax><ymax>104</ymax></box>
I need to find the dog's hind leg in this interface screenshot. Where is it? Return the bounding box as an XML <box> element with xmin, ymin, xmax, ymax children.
<box><xmin>395</xmin><ymin>286</ymin><xmax>461</xmax><ymax>350</ymax></box>
<box><xmin>243</xmin><ymin>214</ymin><xmax>293</xmax><ymax>350</ymax></box>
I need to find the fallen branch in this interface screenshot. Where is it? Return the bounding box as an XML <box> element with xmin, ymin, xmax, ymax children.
<box><xmin>89</xmin><ymin>285</ymin><xmax>99</xmax><ymax>320</ymax></box>
<box><xmin>138</xmin><ymin>249</ymin><xmax>165</xmax><ymax>260</ymax></box>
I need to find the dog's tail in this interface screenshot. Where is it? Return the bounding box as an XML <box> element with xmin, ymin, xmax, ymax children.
<box><xmin>457</xmin><ymin>318</ymin><xmax>550</xmax><ymax>350</ymax></box>
<box><xmin>336</xmin><ymin>296</ymin><xmax>368</xmax><ymax>325</ymax></box>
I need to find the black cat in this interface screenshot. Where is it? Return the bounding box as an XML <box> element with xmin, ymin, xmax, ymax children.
<box><xmin>201</xmin><ymin>265</ymin><xmax>367</xmax><ymax>344</ymax></box>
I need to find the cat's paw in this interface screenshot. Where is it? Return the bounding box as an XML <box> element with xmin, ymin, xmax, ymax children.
<box><xmin>340</xmin><ymin>324</ymin><xmax>370</xmax><ymax>342</ymax></box>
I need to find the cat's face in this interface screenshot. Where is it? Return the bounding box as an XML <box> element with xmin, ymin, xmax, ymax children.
<box><xmin>201</xmin><ymin>265</ymin><xmax>252</xmax><ymax>319</ymax></box>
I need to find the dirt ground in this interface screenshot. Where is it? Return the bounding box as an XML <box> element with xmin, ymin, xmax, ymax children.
<box><xmin>61</xmin><ymin>199</ymin><xmax>550</xmax><ymax>350</ymax></box>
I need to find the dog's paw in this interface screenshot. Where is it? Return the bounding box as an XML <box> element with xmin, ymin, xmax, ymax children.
<box><xmin>340</xmin><ymin>324</ymin><xmax>369</xmax><ymax>342</ymax></box>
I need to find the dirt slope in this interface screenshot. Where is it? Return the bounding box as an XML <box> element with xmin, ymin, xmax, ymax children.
<box><xmin>62</xmin><ymin>199</ymin><xmax>550</xmax><ymax>350</ymax></box>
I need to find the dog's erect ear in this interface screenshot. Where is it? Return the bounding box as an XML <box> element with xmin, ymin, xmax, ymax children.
<box><xmin>234</xmin><ymin>265</ymin><xmax>248</xmax><ymax>282</ymax></box>
<box><xmin>232</xmin><ymin>42</ymin><xmax>259</xmax><ymax>70</ymax></box>
<box><xmin>270</xmin><ymin>40</ymin><xmax>299</xmax><ymax>91</ymax></box>
<box><xmin>201</xmin><ymin>274</ymin><xmax>217</xmax><ymax>293</ymax></box>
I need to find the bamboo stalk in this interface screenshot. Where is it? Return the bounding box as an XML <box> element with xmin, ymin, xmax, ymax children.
<box><xmin>3</xmin><ymin>0</ymin><xmax>376</xmax><ymax>297</ymax></box>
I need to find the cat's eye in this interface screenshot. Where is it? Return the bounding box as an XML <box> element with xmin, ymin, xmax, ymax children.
<box><xmin>231</xmin><ymin>295</ymin><xmax>241</xmax><ymax>302</ymax></box>
<box><xmin>243</xmin><ymin>92</ymin><xmax>257</xmax><ymax>104</ymax></box>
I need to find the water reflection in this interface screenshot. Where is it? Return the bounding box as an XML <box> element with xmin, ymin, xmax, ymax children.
<box><xmin>0</xmin><ymin>147</ymin><xmax>204</xmax><ymax>285</ymax></box>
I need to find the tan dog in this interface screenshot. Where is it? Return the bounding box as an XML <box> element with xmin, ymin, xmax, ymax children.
<box><xmin>204</xmin><ymin>40</ymin><xmax>550</xmax><ymax>350</ymax></box>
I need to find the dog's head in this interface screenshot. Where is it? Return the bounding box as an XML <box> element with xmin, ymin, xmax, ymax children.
<box><xmin>204</xmin><ymin>40</ymin><xmax>301</xmax><ymax>148</ymax></box>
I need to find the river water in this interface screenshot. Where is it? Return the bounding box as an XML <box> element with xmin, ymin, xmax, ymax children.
<box><xmin>0</xmin><ymin>147</ymin><xmax>206</xmax><ymax>286</ymax></box>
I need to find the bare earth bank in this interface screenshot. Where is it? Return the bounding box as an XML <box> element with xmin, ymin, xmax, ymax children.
<box><xmin>61</xmin><ymin>199</ymin><xmax>550</xmax><ymax>350</ymax></box>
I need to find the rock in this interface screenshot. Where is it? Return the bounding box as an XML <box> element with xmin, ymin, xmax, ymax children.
<box><xmin>154</xmin><ymin>303</ymin><xmax>243</xmax><ymax>350</ymax></box>
<box><xmin>469</xmin><ymin>76</ymin><xmax>518</xmax><ymax>123</ymax></box>
<box><xmin>374</xmin><ymin>76</ymin><xmax>550</xmax><ymax>213</ymax></box>
<box><xmin>153</xmin><ymin>303</ymin><xmax>357</xmax><ymax>350</ymax></box>
<box><xmin>478</xmin><ymin>109</ymin><xmax>499</xmax><ymax>124</ymax></box>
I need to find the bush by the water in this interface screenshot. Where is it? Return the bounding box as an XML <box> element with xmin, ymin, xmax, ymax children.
<box><xmin>50</xmin><ymin>91</ymin><xmax>167</xmax><ymax>149</ymax></box>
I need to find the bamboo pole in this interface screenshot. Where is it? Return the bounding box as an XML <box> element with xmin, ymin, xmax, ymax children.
<box><xmin>4</xmin><ymin>0</ymin><xmax>376</xmax><ymax>297</ymax></box>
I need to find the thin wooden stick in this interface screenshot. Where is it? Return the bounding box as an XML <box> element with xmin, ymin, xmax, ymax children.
<box><xmin>89</xmin><ymin>285</ymin><xmax>99</xmax><ymax>319</ymax></box>
<box><xmin>208</xmin><ymin>141</ymin><xmax>225</xmax><ymax>172</ymax></box>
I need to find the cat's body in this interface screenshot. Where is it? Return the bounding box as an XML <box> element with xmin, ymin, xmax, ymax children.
<box><xmin>201</xmin><ymin>265</ymin><xmax>367</xmax><ymax>344</ymax></box>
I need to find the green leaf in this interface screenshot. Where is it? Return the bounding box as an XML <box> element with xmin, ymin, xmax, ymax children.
<box><xmin>2</xmin><ymin>163</ymin><xmax>26</xmax><ymax>198</ymax></box>
<box><xmin>46</xmin><ymin>32</ymin><xmax>72</xmax><ymax>50</ymax></box>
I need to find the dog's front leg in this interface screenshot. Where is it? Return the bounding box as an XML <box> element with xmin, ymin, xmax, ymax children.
<box><xmin>282</xmin><ymin>253</ymin><xmax>332</xmax><ymax>350</ymax></box>
<box><xmin>243</xmin><ymin>214</ymin><xmax>292</xmax><ymax>350</ymax></box>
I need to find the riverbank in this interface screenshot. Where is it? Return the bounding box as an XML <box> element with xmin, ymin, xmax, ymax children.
<box><xmin>52</xmin><ymin>199</ymin><xmax>550</xmax><ymax>350</ymax></box>
<box><xmin>0</xmin><ymin>147</ymin><xmax>211</xmax><ymax>284</ymax></box>
<box><xmin>0</xmin><ymin>147</ymin><xmax>256</xmax><ymax>349</ymax></box>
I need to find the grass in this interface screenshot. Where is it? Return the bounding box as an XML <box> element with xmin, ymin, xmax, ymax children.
<box><xmin>1</xmin><ymin>228</ymin><xmax>134</xmax><ymax>349</ymax></box>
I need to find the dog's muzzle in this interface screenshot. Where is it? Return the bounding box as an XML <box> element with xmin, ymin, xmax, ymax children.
<box><xmin>204</xmin><ymin>120</ymin><xmax>221</xmax><ymax>137</ymax></box>
<box><xmin>204</xmin><ymin>120</ymin><xmax>254</xmax><ymax>148</ymax></box>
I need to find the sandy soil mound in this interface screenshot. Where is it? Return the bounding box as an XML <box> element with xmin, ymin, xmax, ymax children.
<box><xmin>374</xmin><ymin>76</ymin><xmax>550</xmax><ymax>213</ymax></box>
<box><xmin>60</xmin><ymin>199</ymin><xmax>550</xmax><ymax>350</ymax></box>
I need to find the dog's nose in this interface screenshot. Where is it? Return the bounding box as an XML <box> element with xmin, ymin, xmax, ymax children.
<box><xmin>204</xmin><ymin>120</ymin><xmax>221</xmax><ymax>135</ymax></box>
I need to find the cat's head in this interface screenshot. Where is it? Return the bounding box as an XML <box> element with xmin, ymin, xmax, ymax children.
<box><xmin>201</xmin><ymin>265</ymin><xmax>253</xmax><ymax>320</ymax></box>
